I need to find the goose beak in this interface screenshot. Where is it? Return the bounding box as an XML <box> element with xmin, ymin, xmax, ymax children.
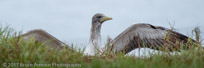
<box><xmin>100</xmin><ymin>16</ymin><xmax>112</xmax><ymax>22</ymax></box>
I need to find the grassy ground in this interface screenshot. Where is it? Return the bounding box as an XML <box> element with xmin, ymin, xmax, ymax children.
<box><xmin>0</xmin><ymin>27</ymin><xmax>204</xmax><ymax>68</ymax></box>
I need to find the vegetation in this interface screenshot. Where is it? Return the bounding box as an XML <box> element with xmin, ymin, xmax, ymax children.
<box><xmin>0</xmin><ymin>26</ymin><xmax>203</xmax><ymax>68</ymax></box>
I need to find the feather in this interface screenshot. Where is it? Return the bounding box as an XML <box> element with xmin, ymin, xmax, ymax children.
<box><xmin>110</xmin><ymin>23</ymin><xmax>195</xmax><ymax>54</ymax></box>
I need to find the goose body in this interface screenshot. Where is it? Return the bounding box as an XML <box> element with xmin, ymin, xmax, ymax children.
<box><xmin>84</xmin><ymin>13</ymin><xmax>194</xmax><ymax>55</ymax></box>
<box><xmin>20</xmin><ymin>13</ymin><xmax>195</xmax><ymax>56</ymax></box>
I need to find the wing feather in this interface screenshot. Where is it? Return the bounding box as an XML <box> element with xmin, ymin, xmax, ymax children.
<box><xmin>20</xmin><ymin>29</ymin><xmax>71</xmax><ymax>49</ymax></box>
<box><xmin>110</xmin><ymin>23</ymin><xmax>194</xmax><ymax>54</ymax></box>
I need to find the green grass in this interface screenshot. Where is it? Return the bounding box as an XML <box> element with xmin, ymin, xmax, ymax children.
<box><xmin>0</xmin><ymin>26</ymin><xmax>204</xmax><ymax>68</ymax></box>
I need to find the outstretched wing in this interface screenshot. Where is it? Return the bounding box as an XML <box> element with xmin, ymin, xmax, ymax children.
<box><xmin>20</xmin><ymin>29</ymin><xmax>71</xmax><ymax>49</ymax></box>
<box><xmin>109</xmin><ymin>23</ymin><xmax>194</xmax><ymax>54</ymax></box>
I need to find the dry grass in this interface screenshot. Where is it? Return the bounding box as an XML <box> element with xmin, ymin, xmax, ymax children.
<box><xmin>0</xmin><ymin>26</ymin><xmax>204</xmax><ymax>68</ymax></box>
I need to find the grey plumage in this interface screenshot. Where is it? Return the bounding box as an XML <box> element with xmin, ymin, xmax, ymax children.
<box><xmin>20</xmin><ymin>29</ymin><xmax>71</xmax><ymax>50</ymax></box>
<box><xmin>19</xmin><ymin>13</ymin><xmax>195</xmax><ymax>56</ymax></box>
<box><xmin>109</xmin><ymin>23</ymin><xmax>194</xmax><ymax>54</ymax></box>
<box><xmin>84</xmin><ymin>13</ymin><xmax>112</xmax><ymax>55</ymax></box>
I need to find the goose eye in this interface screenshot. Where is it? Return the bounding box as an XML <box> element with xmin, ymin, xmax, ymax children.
<box><xmin>97</xmin><ymin>16</ymin><xmax>102</xmax><ymax>19</ymax></box>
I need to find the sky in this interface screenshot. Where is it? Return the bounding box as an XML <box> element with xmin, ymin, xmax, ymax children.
<box><xmin>0</xmin><ymin>0</ymin><xmax>204</xmax><ymax>51</ymax></box>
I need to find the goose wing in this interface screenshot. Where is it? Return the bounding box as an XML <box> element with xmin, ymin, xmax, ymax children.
<box><xmin>109</xmin><ymin>23</ymin><xmax>193</xmax><ymax>54</ymax></box>
<box><xmin>20</xmin><ymin>29</ymin><xmax>71</xmax><ymax>49</ymax></box>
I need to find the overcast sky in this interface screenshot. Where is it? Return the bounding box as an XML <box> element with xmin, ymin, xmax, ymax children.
<box><xmin>0</xmin><ymin>0</ymin><xmax>204</xmax><ymax>49</ymax></box>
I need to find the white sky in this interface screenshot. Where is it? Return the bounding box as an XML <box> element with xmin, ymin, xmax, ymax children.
<box><xmin>0</xmin><ymin>0</ymin><xmax>204</xmax><ymax>50</ymax></box>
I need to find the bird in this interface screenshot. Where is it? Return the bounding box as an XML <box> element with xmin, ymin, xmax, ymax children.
<box><xmin>20</xmin><ymin>29</ymin><xmax>72</xmax><ymax>50</ymax></box>
<box><xmin>20</xmin><ymin>13</ymin><xmax>195</xmax><ymax>56</ymax></box>
<box><xmin>84</xmin><ymin>13</ymin><xmax>113</xmax><ymax>55</ymax></box>
<box><xmin>84</xmin><ymin>13</ymin><xmax>195</xmax><ymax>55</ymax></box>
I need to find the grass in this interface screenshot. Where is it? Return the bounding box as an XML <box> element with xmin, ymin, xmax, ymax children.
<box><xmin>0</xmin><ymin>26</ymin><xmax>204</xmax><ymax>68</ymax></box>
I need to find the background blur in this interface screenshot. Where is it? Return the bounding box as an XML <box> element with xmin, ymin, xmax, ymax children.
<box><xmin>0</xmin><ymin>0</ymin><xmax>203</xmax><ymax>51</ymax></box>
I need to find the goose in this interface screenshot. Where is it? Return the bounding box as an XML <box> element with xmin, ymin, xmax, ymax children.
<box><xmin>21</xmin><ymin>13</ymin><xmax>195</xmax><ymax>56</ymax></box>
<box><xmin>20</xmin><ymin>29</ymin><xmax>71</xmax><ymax>50</ymax></box>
